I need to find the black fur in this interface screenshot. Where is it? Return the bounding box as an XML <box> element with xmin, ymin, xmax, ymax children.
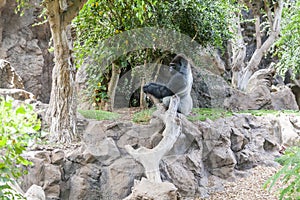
<box><xmin>143</xmin><ymin>83</ymin><xmax>174</xmax><ymax>99</ymax></box>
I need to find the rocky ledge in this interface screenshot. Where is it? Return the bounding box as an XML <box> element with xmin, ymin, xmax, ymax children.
<box><xmin>20</xmin><ymin>109</ymin><xmax>300</xmax><ymax>200</ymax></box>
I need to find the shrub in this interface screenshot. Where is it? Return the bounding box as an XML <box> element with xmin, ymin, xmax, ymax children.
<box><xmin>0</xmin><ymin>98</ymin><xmax>40</xmax><ymax>199</ymax></box>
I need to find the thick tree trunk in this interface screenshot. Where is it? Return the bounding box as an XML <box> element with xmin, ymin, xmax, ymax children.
<box><xmin>104</xmin><ymin>63</ymin><xmax>120</xmax><ymax>111</ymax></box>
<box><xmin>44</xmin><ymin>0</ymin><xmax>87</xmax><ymax>143</ymax></box>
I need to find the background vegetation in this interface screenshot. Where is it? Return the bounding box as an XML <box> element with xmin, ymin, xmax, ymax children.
<box><xmin>274</xmin><ymin>1</ymin><xmax>300</xmax><ymax>76</ymax></box>
<box><xmin>73</xmin><ymin>0</ymin><xmax>235</xmax><ymax>108</ymax></box>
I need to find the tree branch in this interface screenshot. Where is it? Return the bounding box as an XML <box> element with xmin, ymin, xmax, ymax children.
<box><xmin>125</xmin><ymin>95</ymin><xmax>181</xmax><ymax>182</ymax></box>
<box><xmin>238</xmin><ymin>0</ymin><xmax>283</xmax><ymax>90</ymax></box>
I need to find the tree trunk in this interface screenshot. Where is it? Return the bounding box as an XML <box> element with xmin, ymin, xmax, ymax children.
<box><xmin>231</xmin><ymin>14</ymin><xmax>246</xmax><ymax>88</ymax></box>
<box><xmin>139</xmin><ymin>77</ymin><xmax>146</xmax><ymax>109</ymax></box>
<box><xmin>104</xmin><ymin>63</ymin><xmax>120</xmax><ymax>111</ymax></box>
<box><xmin>44</xmin><ymin>0</ymin><xmax>87</xmax><ymax>143</ymax></box>
<box><xmin>237</xmin><ymin>0</ymin><xmax>283</xmax><ymax>91</ymax></box>
<box><xmin>255</xmin><ymin>15</ymin><xmax>261</xmax><ymax>49</ymax></box>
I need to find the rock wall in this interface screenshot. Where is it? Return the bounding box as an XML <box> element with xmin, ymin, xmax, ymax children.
<box><xmin>0</xmin><ymin>0</ymin><xmax>53</xmax><ymax>103</ymax></box>
<box><xmin>20</xmin><ymin>111</ymin><xmax>300</xmax><ymax>200</ymax></box>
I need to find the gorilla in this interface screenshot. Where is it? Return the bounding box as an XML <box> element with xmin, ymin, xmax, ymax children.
<box><xmin>143</xmin><ymin>54</ymin><xmax>193</xmax><ymax>115</ymax></box>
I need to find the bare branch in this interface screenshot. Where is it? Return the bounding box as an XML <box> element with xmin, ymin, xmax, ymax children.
<box><xmin>125</xmin><ymin>95</ymin><xmax>181</xmax><ymax>182</ymax></box>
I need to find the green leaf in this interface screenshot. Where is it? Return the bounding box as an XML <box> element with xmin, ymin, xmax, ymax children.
<box><xmin>15</xmin><ymin>106</ymin><xmax>26</xmax><ymax>114</ymax></box>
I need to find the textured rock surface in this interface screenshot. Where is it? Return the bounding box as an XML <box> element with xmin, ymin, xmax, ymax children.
<box><xmin>224</xmin><ymin>68</ymin><xmax>299</xmax><ymax>111</ymax></box>
<box><xmin>0</xmin><ymin>88</ymin><xmax>35</xmax><ymax>100</ymax></box>
<box><xmin>0</xmin><ymin>59</ymin><xmax>24</xmax><ymax>89</ymax></box>
<box><xmin>271</xmin><ymin>86</ymin><xmax>299</xmax><ymax>110</ymax></box>
<box><xmin>25</xmin><ymin>184</ymin><xmax>46</xmax><ymax>200</ymax></box>
<box><xmin>0</xmin><ymin>1</ymin><xmax>53</xmax><ymax>103</ymax></box>
<box><xmin>20</xmin><ymin>110</ymin><xmax>300</xmax><ymax>200</ymax></box>
<box><xmin>124</xmin><ymin>178</ymin><xmax>179</xmax><ymax>200</ymax></box>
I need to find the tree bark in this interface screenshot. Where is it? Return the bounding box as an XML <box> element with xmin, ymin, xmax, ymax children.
<box><xmin>104</xmin><ymin>63</ymin><xmax>120</xmax><ymax>111</ymax></box>
<box><xmin>231</xmin><ymin>14</ymin><xmax>246</xmax><ymax>88</ymax></box>
<box><xmin>45</xmin><ymin>0</ymin><xmax>87</xmax><ymax>143</ymax></box>
<box><xmin>255</xmin><ymin>15</ymin><xmax>261</xmax><ymax>49</ymax></box>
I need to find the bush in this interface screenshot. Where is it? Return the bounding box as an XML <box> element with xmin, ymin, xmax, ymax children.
<box><xmin>264</xmin><ymin>146</ymin><xmax>300</xmax><ymax>200</ymax></box>
<box><xmin>0</xmin><ymin>98</ymin><xmax>40</xmax><ymax>199</ymax></box>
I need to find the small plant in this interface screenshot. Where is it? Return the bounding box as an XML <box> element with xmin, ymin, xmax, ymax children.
<box><xmin>132</xmin><ymin>108</ymin><xmax>156</xmax><ymax>124</ymax></box>
<box><xmin>264</xmin><ymin>146</ymin><xmax>300</xmax><ymax>200</ymax></box>
<box><xmin>0</xmin><ymin>98</ymin><xmax>40</xmax><ymax>199</ymax></box>
<box><xmin>78</xmin><ymin>109</ymin><xmax>119</xmax><ymax>120</ymax></box>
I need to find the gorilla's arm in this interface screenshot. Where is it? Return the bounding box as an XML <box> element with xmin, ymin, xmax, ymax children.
<box><xmin>143</xmin><ymin>83</ymin><xmax>175</xmax><ymax>99</ymax></box>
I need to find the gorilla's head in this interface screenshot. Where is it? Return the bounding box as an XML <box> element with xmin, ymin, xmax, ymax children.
<box><xmin>169</xmin><ymin>54</ymin><xmax>189</xmax><ymax>75</ymax></box>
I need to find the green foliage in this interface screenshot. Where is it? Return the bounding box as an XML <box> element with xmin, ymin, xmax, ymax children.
<box><xmin>274</xmin><ymin>1</ymin><xmax>300</xmax><ymax>76</ymax></box>
<box><xmin>188</xmin><ymin>108</ymin><xmax>233</xmax><ymax>121</ymax></box>
<box><xmin>78</xmin><ymin>109</ymin><xmax>120</xmax><ymax>120</ymax></box>
<box><xmin>264</xmin><ymin>146</ymin><xmax>300</xmax><ymax>200</ymax></box>
<box><xmin>0</xmin><ymin>98</ymin><xmax>40</xmax><ymax>199</ymax></box>
<box><xmin>132</xmin><ymin>108</ymin><xmax>156</xmax><ymax>124</ymax></box>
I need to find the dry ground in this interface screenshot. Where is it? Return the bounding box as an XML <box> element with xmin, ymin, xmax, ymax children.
<box><xmin>201</xmin><ymin>165</ymin><xmax>283</xmax><ymax>200</ymax></box>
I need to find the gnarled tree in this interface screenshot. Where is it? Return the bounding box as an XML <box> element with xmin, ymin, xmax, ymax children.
<box><xmin>43</xmin><ymin>0</ymin><xmax>87</xmax><ymax>143</ymax></box>
<box><xmin>231</xmin><ymin>0</ymin><xmax>283</xmax><ymax>90</ymax></box>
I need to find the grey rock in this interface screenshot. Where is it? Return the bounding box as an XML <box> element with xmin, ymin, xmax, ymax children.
<box><xmin>0</xmin><ymin>88</ymin><xmax>35</xmax><ymax>100</ymax></box>
<box><xmin>271</xmin><ymin>86</ymin><xmax>299</xmax><ymax>110</ymax></box>
<box><xmin>25</xmin><ymin>184</ymin><xmax>46</xmax><ymax>200</ymax></box>
<box><xmin>124</xmin><ymin>178</ymin><xmax>179</xmax><ymax>200</ymax></box>
<box><xmin>68</xmin><ymin>164</ymin><xmax>102</xmax><ymax>200</ymax></box>
<box><xmin>206</xmin><ymin>147</ymin><xmax>236</xmax><ymax>179</ymax></box>
<box><xmin>51</xmin><ymin>149</ymin><xmax>65</xmax><ymax>165</ymax></box>
<box><xmin>0</xmin><ymin>1</ymin><xmax>53</xmax><ymax>103</ymax></box>
<box><xmin>83</xmin><ymin>137</ymin><xmax>120</xmax><ymax>166</ymax></box>
<box><xmin>100</xmin><ymin>157</ymin><xmax>144</xmax><ymax>200</ymax></box>
<box><xmin>161</xmin><ymin>156</ymin><xmax>197</xmax><ymax>197</ymax></box>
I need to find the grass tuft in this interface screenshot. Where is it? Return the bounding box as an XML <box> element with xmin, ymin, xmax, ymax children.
<box><xmin>78</xmin><ymin>109</ymin><xmax>119</xmax><ymax>120</ymax></box>
<box><xmin>132</xmin><ymin>108</ymin><xmax>156</xmax><ymax>124</ymax></box>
